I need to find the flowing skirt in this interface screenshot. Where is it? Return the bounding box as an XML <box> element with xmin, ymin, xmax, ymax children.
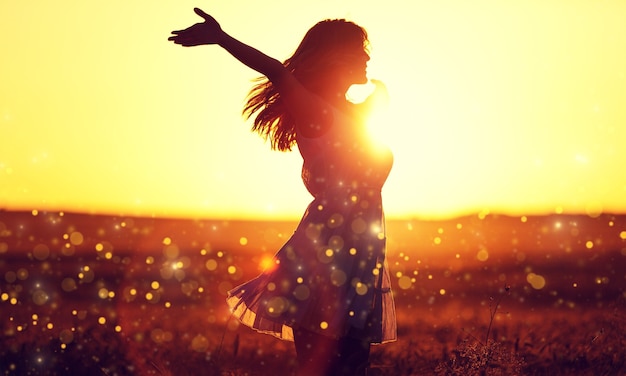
<box><xmin>226</xmin><ymin>187</ymin><xmax>396</xmax><ymax>344</ymax></box>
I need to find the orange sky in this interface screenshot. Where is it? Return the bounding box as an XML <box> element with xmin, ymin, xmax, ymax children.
<box><xmin>1</xmin><ymin>1</ymin><xmax>625</xmax><ymax>220</ymax></box>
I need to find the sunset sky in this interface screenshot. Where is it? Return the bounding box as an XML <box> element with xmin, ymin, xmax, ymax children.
<box><xmin>1</xmin><ymin>1</ymin><xmax>625</xmax><ymax>220</ymax></box>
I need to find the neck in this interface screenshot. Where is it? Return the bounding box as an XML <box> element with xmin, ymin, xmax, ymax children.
<box><xmin>319</xmin><ymin>88</ymin><xmax>351</xmax><ymax>109</ymax></box>
<box><xmin>315</xmin><ymin>76</ymin><xmax>351</xmax><ymax>107</ymax></box>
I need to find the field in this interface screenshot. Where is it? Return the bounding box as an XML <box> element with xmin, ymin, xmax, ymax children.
<box><xmin>1</xmin><ymin>210</ymin><xmax>625</xmax><ymax>375</ymax></box>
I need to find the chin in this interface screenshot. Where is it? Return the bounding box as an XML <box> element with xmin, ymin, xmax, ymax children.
<box><xmin>353</xmin><ymin>75</ymin><xmax>368</xmax><ymax>85</ymax></box>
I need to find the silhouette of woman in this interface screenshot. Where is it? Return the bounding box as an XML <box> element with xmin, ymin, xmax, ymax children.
<box><xmin>169</xmin><ymin>8</ymin><xmax>396</xmax><ymax>375</ymax></box>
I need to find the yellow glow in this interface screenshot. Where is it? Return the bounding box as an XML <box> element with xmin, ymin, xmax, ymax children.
<box><xmin>2</xmin><ymin>1</ymin><xmax>625</xmax><ymax>219</ymax></box>
<box><xmin>259</xmin><ymin>255</ymin><xmax>275</xmax><ymax>271</ymax></box>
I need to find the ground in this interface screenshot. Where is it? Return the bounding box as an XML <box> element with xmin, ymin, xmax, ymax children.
<box><xmin>1</xmin><ymin>211</ymin><xmax>625</xmax><ymax>375</ymax></box>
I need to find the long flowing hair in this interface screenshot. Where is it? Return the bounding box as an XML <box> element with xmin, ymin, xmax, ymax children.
<box><xmin>243</xmin><ymin>19</ymin><xmax>369</xmax><ymax>151</ymax></box>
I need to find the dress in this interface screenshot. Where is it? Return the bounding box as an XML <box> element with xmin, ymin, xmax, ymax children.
<box><xmin>227</xmin><ymin>106</ymin><xmax>397</xmax><ymax>344</ymax></box>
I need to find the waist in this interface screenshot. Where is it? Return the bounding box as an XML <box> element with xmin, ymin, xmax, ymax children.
<box><xmin>315</xmin><ymin>181</ymin><xmax>382</xmax><ymax>198</ymax></box>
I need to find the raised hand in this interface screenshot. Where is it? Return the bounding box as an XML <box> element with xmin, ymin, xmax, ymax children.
<box><xmin>369</xmin><ymin>79</ymin><xmax>389</xmax><ymax>104</ymax></box>
<box><xmin>168</xmin><ymin>8</ymin><xmax>225</xmax><ymax>46</ymax></box>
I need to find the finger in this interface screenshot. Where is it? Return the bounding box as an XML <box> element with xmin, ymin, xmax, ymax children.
<box><xmin>194</xmin><ymin>7</ymin><xmax>210</xmax><ymax>20</ymax></box>
<box><xmin>171</xmin><ymin>26</ymin><xmax>193</xmax><ymax>34</ymax></box>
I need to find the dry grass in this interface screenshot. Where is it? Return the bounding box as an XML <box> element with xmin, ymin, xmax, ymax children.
<box><xmin>1</xmin><ymin>212</ymin><xmax>625</xmax><ymax>375</ymax></box>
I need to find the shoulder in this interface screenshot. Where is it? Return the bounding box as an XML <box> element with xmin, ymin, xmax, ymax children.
<box><xmin>271</xmin><ymin>73</ymin><xmax>334</xmax><ymax>139</ymax></box>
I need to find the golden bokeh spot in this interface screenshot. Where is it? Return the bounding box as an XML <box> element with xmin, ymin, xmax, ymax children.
<box><xmin>328</xmin><ymin>235</ymin><xmax>344</xmax><ymax>251</ymax></box>
<box><xmin>239</xmin><ymin>237</ymin><xmax>248</xmax><ymax>246</ymax></box>
<box><xmin>320</xmin><ymin>321</ymin><xmax>329</xmax><ymax>330</ymax></box>
<box><xmin>98</xmin><ymin>317</ymin><xmax>106</xmax><ymax>325</ymax></box>
<box><xmin>293</xmin><ymin>284</ymin><xmax>310</xmax><ymax>301</ymax></box>
<box><xmin>259</xmin><ymin>255</ymin><xmax>276</xmax><ymax>271</ymax></box>
<box><xmin>205</xmin><ymin>259</ymin><xmax>218</xmax><ymax>271</ymax></box>
<box><xmin>620</xmin><ymin>231</ymin><xmax>626</xmax><ymax>240</ymax></box>
<box><xmin>355</xmin><ymin>282</ymin><xmax>368</xmax><ymax>295</ymax></box>
<box><xmin>163</xmin><ymin>244</ymin><xmax>179</xmax><ymax>259</ymax></box>
<box><xmin>151</xmin><ymin>281</ymin><xmax>160</xmax><ymax>290</ymax></box>
<box><xmin>370</xmin><ymin>223</ymin><xmax>382</xmax><ymax>234</ymax></box>
<box><xmin>61</xmin><ymin>278</ymin><xmax>77</xmax><ymax>292</ymax></box>
<box><xmin>330</xmin><ymin>269</ymin><xmax>347</xmax><ymax>286</ymax></box>
<box><xmin>32</xmin><ymin>290</ymin><xmax>48</xmax><ymax>305</ymax></box>
<box><xmin>398</xmin><ymin>276</ymin><xmax>412</xmax><ymax>290</ymax></box>
<box><xmin>476</xmin><ymin>249</ymin><xmax>489</xmax><ymax>262</ymax></box>
<box><xmin>527</xmin><ymin>273</ymin><xmax>546</xmax><ymax>289</ymax></box>
<box><xmin>69</xmin><ymin>232</ymin><xmax>84</xmax><ymax>246</ymax></box>
<box><xmin>59</xmin><ymin>329</ymin><xmax>74</xmax><ymax>344</ymax></box>
<box><xmin>585</xmin><ymin>241</ymin><xmax>594</xmax><ymax>249</ymax></box>
<box><xmin>266</xmin><ymin>297</ymin><xmax>288</xmax><ymax>317</ymax></box>
<box><xmin>305</xmin><ymin>223</ymin><xmax>321</xmax><ymax>240</ymax></box>
<box><xmin>227</xmin><ymin>265</ymin><xmax>237</xmax><ymax>274</ymax></box>
<box><xmin>351</xmin><ymin>218</ymin><xmax>367</xmax><ymax>234</ymax></box>
<box><xmin>327</xmin><ymin>213</ymin><xmax>344</xmax><ymax>229</ymax></box>
<box><xmin>585</xmin><ymin>201</ymin><xmax>603</xmax><ymax>218</ymax></box>
<box><xmin>191</xmin><ymin>334</ymin><xmax>209</xmax><ymax>352</ymax></box>
<box><xmin>17</xmin><ymin>268</ymin><xmax>28</xmax><ymax>280</ymax></box>
<box><xmin>162</xmin><ymin>237</ymin><xmax>172</xmax><ymax>245</ymax></box>
<box><xmin>33</xmin><ymin>244</ymin><xmax>50</xmax><ymax>261</ymax></box>
<box><xmin>349</xmin><ymin>248</ymin><xmax>357</xmax><ymax>255</ymax></box>
<box><xmin>98</xmin><ymin>288</ymin><xmax>109</xmax><ymax>299</ymax></box>
<box><xmin>317</xmin><ymin>248</ymin><xmax>333</xmax><ymax>264</ymax></box>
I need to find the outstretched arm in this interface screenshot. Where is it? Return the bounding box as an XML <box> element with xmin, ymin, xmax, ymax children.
<box><xmin>169</xmin><ymin>8</ymin><xmax>284</xmax><ymax>82</ymax></box>
<box><xmin>169</xmin><ymin>8</ymin><xmax>332</xmax><ymax>137</ymax></box>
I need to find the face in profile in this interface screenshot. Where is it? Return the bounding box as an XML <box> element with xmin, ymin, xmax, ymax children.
<box><xmin>332</xmin><ymin>46</ymin><xmax>370</xmax><ymax>86</ymax></box>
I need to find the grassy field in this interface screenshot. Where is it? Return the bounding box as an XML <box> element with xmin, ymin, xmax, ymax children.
<box><xmin>1</xmin><ymin>211</ymin><xmax>625</xmax><ymax>375</ymax></box>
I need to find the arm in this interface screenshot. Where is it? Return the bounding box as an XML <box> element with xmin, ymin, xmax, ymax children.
<box><xmin>169</xmin><ymin>8</ymin><xmax>332</xmax><ymax>137</ymax></box>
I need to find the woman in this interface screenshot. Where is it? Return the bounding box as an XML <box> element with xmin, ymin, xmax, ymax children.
<box><xmin>169</xmin><ymin>8</ymin><xmax>396</xmax><ymax>375</ymax></box>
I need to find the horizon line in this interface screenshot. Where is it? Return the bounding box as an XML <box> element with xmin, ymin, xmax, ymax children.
<box><xmin>2</xmin><ymin>207</ymin><xmax>625</xmax><ymax>222</ymax></box>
